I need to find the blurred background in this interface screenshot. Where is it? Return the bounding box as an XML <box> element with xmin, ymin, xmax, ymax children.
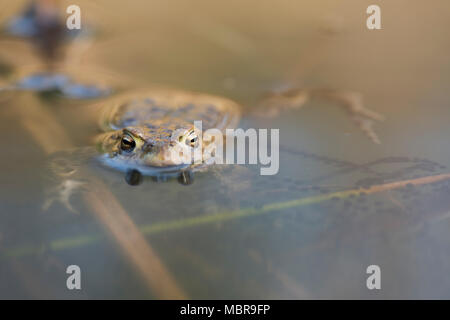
<box><xmin>1</xmin><ymin>0</ymin><xmax>450</xmax><ymax>299</ymax></box>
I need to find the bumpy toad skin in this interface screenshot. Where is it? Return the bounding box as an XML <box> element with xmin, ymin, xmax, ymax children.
<box><xmin>94</xmin><ymin>89</ymin><xmax>241</xmax><ymax>175</ymax></box>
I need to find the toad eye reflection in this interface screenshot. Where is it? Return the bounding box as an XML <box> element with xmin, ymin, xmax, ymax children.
<box><xmin>120</xmin><ymin>134</ymin><xmax>136</xmax><ymax>152</ymax></box>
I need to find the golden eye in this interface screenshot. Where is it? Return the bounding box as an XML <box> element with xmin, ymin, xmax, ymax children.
<box><xmin>120</xmin><ymin>134</ymin><xmax>136</xmax><ymax>152</ymax></box>
<box><xmin>186</xmin><ymin>136</ymin><xmax>198</xmax><ymax>148</ymax></box>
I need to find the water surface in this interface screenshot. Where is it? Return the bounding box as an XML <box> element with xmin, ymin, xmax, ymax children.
<box><xmin>1</xmin><ymin>0</ymin><xmax>450</xmax><ymax>299</ymax></box>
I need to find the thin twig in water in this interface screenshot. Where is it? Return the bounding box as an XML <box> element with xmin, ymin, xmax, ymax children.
<box><xmin>10</xmin><ymin>92</ymin><xmax>186</xmax><ymax>299</ymax></box>
<box><xmin>5</xmin><ymin>171</ymin><xmax>450</xmax><ymax>258</ymax></box>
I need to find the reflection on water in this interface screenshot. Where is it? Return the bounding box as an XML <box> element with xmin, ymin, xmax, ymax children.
<box><xmin>1</xmin><ymin>0</ymin><xmax>450</xmax><ymax>299</ymax></box>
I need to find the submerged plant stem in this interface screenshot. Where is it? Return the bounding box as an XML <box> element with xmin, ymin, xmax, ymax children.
<box><xmin>5</xmin><ymin>172</ymin><xmax>450</xmax><ymax>258</ymax></box>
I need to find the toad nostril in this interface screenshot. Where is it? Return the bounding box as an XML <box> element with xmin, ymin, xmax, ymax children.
<box><xmin>143</xmin><ymin>143</ymin><xmax>154</xmax><ymax>152</ymax></box>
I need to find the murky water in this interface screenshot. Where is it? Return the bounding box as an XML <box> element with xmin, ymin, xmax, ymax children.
<box><xmin>1</xmin><ymin>0</ymin><xmax>450</xmax><ymax>299</ymax></box>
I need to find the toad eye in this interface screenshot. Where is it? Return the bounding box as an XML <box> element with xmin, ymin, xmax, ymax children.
<box><xmin>120</xmin><ymin>134</ymin><xmax>136</xmax><ymax>152</ymax></box>
<box><xmin>186</xmin><ymin>135</ymin><xmax>198</xmax><ymax>148</ymax></box>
